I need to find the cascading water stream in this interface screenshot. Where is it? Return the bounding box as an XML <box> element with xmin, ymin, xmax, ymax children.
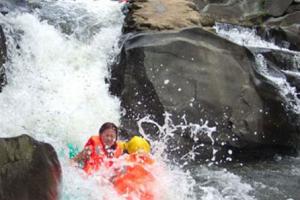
<box><xmin>214</xmin><ymin>23</ymin><xmax>300</xmax><ymax>114</ymax></box>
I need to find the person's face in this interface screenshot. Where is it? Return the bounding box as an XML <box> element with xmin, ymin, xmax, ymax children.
<box><xmin>100</xmin><ymin>128</ymin><xmax>117</xmax><ymax>148</ymax></box>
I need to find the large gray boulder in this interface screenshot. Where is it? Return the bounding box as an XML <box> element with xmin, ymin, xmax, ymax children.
<box><xmin>110</xmin><ymin>27</ymin><xmax>297</xmax><ymax>162</ymax></box>
<box><xmin>0</xmin><ymin>25</ymin><xmax>6</xmax><ymax>92</ymax></box>
<box><xmin>0</xmin><ymin>134</ymin><xmax>61</xmax><ymax>200</ymax></box>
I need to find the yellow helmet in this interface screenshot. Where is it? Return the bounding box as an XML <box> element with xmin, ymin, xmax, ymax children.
<box><xmin>126</xmin><ymin>136</ymin><xmax>151</xmax><ymax>154</ymax></box>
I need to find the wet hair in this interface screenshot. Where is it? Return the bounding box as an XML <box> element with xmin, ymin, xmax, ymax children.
<box><xmin>98</xmin><ymin>122</ymin><xmax>118</xmax><ymax>135</ymax></box>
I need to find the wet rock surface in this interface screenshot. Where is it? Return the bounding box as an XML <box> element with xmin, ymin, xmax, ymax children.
<box><xmin>0</xmin><ymin>135</ymin><xmax>61</xmax><ymax>200</ymax></box>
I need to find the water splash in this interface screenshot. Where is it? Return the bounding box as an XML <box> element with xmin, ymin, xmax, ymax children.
<box><xmin>137</xmin><ymin>113</ymin><xmax>217</xmax><ymax>164</ymax></box>
<box><xmin>135</xmin><ymin>112</ymin><xmax>256</xmax><ymax>200</ymax></box>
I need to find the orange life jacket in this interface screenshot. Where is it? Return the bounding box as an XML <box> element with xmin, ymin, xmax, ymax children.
<box><xmin>113</xmin><ymin>153</ymin><xmax>155</xmax><ymax>200</ymax></box>
<box><xmin>82</xmin><ymin>135</ymin><xmax>123</xmax><ymax>174</ymax></box>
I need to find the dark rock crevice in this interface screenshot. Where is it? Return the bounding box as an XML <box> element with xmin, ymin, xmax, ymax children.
<box><xmin>0</xmin><ymin>25</ymin><xmax>7</xmax><ymax>92</ymax></box>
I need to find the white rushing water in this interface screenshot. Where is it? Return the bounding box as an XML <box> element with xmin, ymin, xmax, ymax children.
<box><xmin>0</xmin><ymin>0</ymin><xmax>123</xmax><ymax>144</ymax></box>
<box><xmin>214</xmin><ymin>23</ymin><xmax>291</xmax><ymax>51</ymax></box>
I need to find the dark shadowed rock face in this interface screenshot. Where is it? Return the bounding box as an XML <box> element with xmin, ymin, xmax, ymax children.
<box><xmin>0</xmin><ymin>25</ymin><xmax>7</xmax><ymax>92</ymax></box>
<box><xmin>110</xmin><ymin>27</ymin><xmax>298</xmax><ymax>162</ymax></box>
<box><xmin>0</xmin><ymin>134</ymin><xmax>61</xmax><ymax>200</ymax></box>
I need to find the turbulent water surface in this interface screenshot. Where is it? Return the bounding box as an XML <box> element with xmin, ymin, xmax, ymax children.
<box><xmin>0</xmin><ymin>1</ymin><xmax>299</xmax><ymax>200</ymax></box>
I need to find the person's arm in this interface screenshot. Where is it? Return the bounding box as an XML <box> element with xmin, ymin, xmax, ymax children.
<box><xmin>72</xmin><ymin>147</ymin><xmax>90</xmax><ymax>163</ymax></box>
<box><xmin>73</xmin><ymin>137</ymin><xmax>94</xmax><ymax>163</ymax></box>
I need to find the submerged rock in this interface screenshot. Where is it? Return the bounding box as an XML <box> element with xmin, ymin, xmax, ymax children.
<box><xmin>0</xmin><ymin>134</ymin><xmax>61</xmax><ymax>200</ymax></box>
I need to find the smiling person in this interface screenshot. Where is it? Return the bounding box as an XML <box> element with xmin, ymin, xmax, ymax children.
<box><xmin>73</xmin><ymin>122</ymin><xmax>125</xmax><ymax>174</ymax></box>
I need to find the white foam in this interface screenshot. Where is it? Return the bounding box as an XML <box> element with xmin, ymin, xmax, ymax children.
<box><xmin>198</xmin><ymin>167</ymin><xmax>256</xmax><ymax>200</ymax></box>
<box><xmin>0</xmin><ymin>0</ymin><xmax>123</xmax><ymax>145</ymax></box>
<box><xmin>214</xmin><ymin>23</ymin><xmax>285</xmax><ymax>51</ymax></box>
